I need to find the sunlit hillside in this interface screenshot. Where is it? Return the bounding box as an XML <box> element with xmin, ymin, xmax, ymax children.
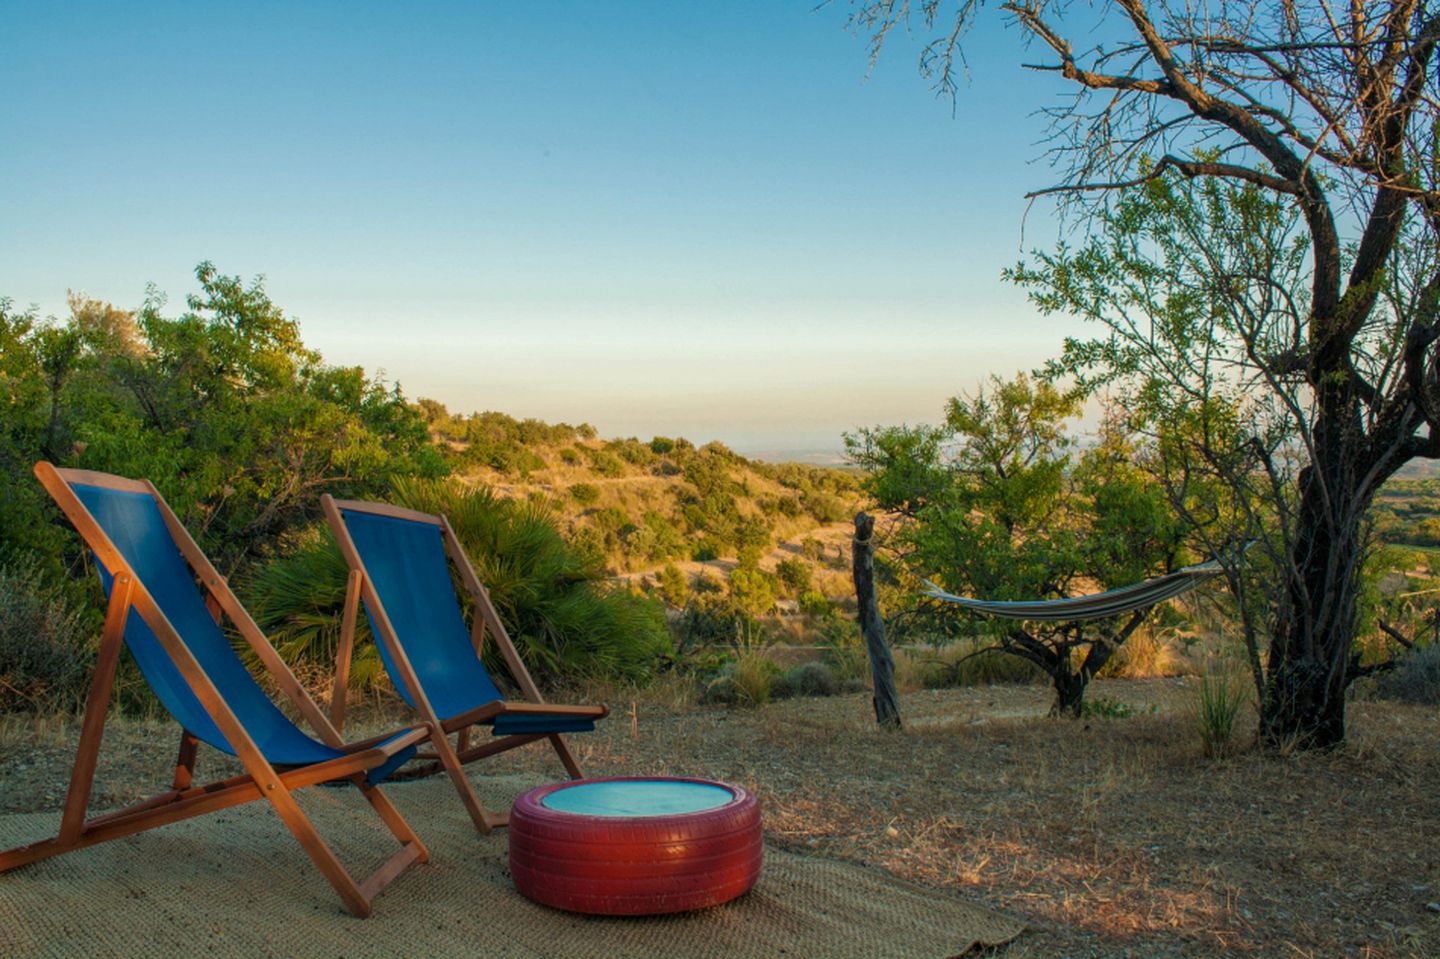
<box><xmin>419</xmin><ymin>404</ymin><xmax>867</xmax><ymax>609</ymax></box>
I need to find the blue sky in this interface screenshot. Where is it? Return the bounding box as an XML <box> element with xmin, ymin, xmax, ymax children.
<box><xmin>1</xmin><ymin>1</ymin><xmax>1083</xmax><ymax>451</ymax></box>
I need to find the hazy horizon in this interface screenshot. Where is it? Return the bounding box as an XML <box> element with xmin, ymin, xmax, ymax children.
<box><xmin>2</xmin><ymin>2</ymin><xmax>1089</xmax><ymax>452</ymax></box>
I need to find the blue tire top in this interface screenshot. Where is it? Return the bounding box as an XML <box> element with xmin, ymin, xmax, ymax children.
<box><xmin>539</xmin><ymin>779</ymin><xmax>736</xmax><ymax>817</ymax></box>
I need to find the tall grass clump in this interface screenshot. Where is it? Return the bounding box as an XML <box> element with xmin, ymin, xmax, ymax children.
<box><xmin>0</xmin><ymin>560</ymin><xmax>93</xmax><ymax>714</ymax></box>
<box><xmin>729</xmin><ymin>653</ymin><xmax>780</xmax><ymax>707</ymax></box>
<box><xmin>245</xmin><ymin>479</ymin><xmax>671</xmax><ymax>692</ymax></box>
<box><xmin>1097</xmin><ymin>629</ymin><xmax>1184</xmax><ymax>679</ymax></box>
<box><xmin>1193</xmin><ymin>668</ymin><xmax>1251</xmax><ymax>758</ymax></box>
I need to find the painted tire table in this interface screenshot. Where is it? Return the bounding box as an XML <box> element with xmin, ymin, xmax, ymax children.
<box><xmin>508</xmin><ymin>776</ymin><xmax>763</xmax><ymax>915</ymax></box>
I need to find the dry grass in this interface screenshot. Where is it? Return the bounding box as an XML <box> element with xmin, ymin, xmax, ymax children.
<box><xmin>2</xmin><ymin>679</ymin><xmax>1436</xmax><ymax>958</ymax></box>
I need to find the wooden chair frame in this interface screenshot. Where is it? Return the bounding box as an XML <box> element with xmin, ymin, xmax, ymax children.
<box><xmin>0</xmin><ymin>463</ymin><xmax>431</xmax><ymax>918</ymax></box>
<box><xmin>322</xmin><ymin>494</ymin><xmax>608</xmax><ymax>833</ymax></box>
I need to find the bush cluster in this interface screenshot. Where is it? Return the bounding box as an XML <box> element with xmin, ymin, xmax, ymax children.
<box><xmin>246</xmin><ymin>480</ymin><xmax>672</xmax><ymax>691</ymax></box>
<box><xmin>1375</xmin><ymin>643</ymin><xmax>1440</xmax><ymax>705</ymax></box>
<box><xmin>0</xmin><ymin>560</ymin><xmax>93</xmax><ymax>714</ymax></box>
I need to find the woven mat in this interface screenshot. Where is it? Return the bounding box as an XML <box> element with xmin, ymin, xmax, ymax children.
<box><xmin>0</xmin><ymin>774</ymin><xmax>1022</xmax><ymax>958</ymax></box>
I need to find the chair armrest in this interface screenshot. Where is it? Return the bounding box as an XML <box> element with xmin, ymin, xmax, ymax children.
<box><xmin>345</xmin><ymin>724</ymin><xmax>431</xmax><ymax>755</ymax></box>
<box><xmin>498</xmin><ymin>702</ymin><xmax>609</xmax><ymax>719</ymax></box>
<box><xmin>441</xmin><ymin>700</ymin><xmax>608</xmax><ymax>733</ymax></box>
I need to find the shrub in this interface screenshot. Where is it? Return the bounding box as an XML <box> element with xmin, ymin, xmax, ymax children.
<box><xmin>586</xmin><ymin>449</ymin><xmax>625</xmax><ymax>477</ymax></box>
<box><xmin>657</xmin><ymin>563</ymin><xmax>689</xmax><ymax>608</ymax></box>
<box><xmin>1375</xmin><ymin>643</ymin><xmax>1440</xmax><ymax>705</ymax></box>
<box><xmin>1098</xmin><ymin>629</ymin><xmax>1181</xmax><ymax>678</ymax></box>
<box><xmin>949</xmin><ymin>647</ymin><xmax>1046</xmax><ymax>686</ymax></box>
<box><xmin>798</xmin><ymin>590</ymin><xmax>831</xmax><ymax>618</ymax></box>
<box><xmin>820</xmin><ymin>628</ymin><xmax>868</xmax><ymax>685</ymax></box>
<box><xmin>908</xmin><ymin>641</ymin><xmax>1046</xmax><ymax>689</ymax></box>
<box><xmin>802</xmin><ymin>491</ymin><xmax>848</xmax><ymax>524</ymax></box>
<box><xmin>570</xmin><ymin>483</ymin><xmax>600</xmax><ymax>506</ymax></box>
<box><xmin>702</xmin><ymin>672</ymin><xmax>739</xmax><ymax>705</ymax></box>
<box><xmin>730</xmin><ymin>653</ymin><xmax>780</xmax><ymax>707</ymax></box>
<box><xmin>775</xmin><ymin>558</ymin><xmax>812</xmax><ymax>596</ymax></box>
<box><xmin>611</xmin><ymin>438</ymin><xmax>655</xmax><ymax>466</ymax></box>
<box><xmin>245</xmin><ymin>479</ymin><xmax>672</xmax><ymax>688</ymax></box>
<box><xmin>559</xmin><ymin>447</ymin><xmax>581</xmax><ymax>465</ymax></box>
<box><xmin>773</xmin><ymin>661</ymin><xmax>839</xmax><ymax>698</ymax></box>
<box><xmin>243</xmin><ymin>529</ymin><xmax>387</xmax><ymax>691</ymax></box>
<box><xmin>1193</xmin><ymin>669</ymin><xmax>1251</xmax><ymax>757</ymax></box>
<box><xmin>650</xmin><ymin>436</ymin><xmax>675</xmax><ymax>455</ymax></box>
<box><xmin>642</xmin><ymin>512</ymin><xmax>685</xmax><ymax>560</ymax></box>
<box><xmin>0</xmin><ymin>561</ymin><xmax>93</xmax><ymax>714</ymax></box>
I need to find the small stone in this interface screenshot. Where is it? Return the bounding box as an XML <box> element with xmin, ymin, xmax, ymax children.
<box><xmin>885</xmin><ymin>826</ymin><xmax>899</xmax><ymax>838</ymax></box>
<box><xmin>1425</xmin><ymin>902</ymin><xmax>1440</xmax><ymax>914</ymax></box>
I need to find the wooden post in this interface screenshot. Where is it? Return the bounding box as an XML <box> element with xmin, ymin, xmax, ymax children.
<box><xmin>852</xmin><ymin>512</ymin><xmax>901</xmax><ymax>729</ymax></box>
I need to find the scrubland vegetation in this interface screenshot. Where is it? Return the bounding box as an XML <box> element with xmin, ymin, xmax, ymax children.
<box><xmin>5</xmin><ymin>264</ymin><xmax>1440</xmax><ymax>736</ymax></box>
<box><xmin>0</xmin><ymin>265</ymin><xmax>872</xmax><ymax>716</ymax></box>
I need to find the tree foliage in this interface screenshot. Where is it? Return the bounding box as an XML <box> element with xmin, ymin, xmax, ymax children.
<box><xmin>2</xmin><ymin>264</ymin><xmax>445</xmax><ymax>579</ymax></box>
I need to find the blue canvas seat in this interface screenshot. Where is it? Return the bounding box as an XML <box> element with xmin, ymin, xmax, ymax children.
<box><xmin>0</xmin><ymin>464</ymin><xmax>430</xmax><ymax>918</ymax></box>
<box><xmin>323</xmin><ymin>495</ymin><xmax>608</xmax><ymax>833</ymax></box>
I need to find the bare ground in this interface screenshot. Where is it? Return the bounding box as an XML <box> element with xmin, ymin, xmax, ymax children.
<box><xmin>2</xmin><ymin>678</ymin><xmax>1436</xmax><ymax>958</ymax></box>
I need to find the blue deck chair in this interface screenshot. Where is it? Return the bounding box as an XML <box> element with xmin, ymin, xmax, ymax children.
<box><xmin>322</xmin><ymin>495</ymin><xmax>608</xmax><ymax>833</ymax></box>
<box><xmin>0</xmin><ymin>464</ymin><xmax>430</xmax><ymax>917</ymax></box>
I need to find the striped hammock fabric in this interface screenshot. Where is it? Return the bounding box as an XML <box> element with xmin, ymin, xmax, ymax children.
<box><xmin>921</xmin><ymin>558</ymin><xmax>1226</xmax><ymax>622</ymax></box>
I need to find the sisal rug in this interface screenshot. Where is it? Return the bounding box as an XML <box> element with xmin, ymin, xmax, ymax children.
<box><xmin>0</xmin><ymin>774</ymin><xmax>1022</xmax><ymax>958</ymax></box>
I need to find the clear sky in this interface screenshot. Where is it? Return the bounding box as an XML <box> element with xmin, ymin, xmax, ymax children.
<box><xmin>1</xmin><ymin>1</ymin><xmax>1084</xmax><ymax>452</ymax></box>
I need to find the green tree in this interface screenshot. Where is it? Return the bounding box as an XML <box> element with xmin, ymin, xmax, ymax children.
<box><xmin>1</xmin><ymin>265</ymin><xmax>446</xmax><ymax>575</ymax></box>
<box><xmin>849</xmin><ymin>373</ymin><xmax>1186</xmax><ymax>715</ymax></box>
<box><xmin>1009</xmin><ymin>173</ymin><xmax>1391</xmax><ymax>740</ymax></box>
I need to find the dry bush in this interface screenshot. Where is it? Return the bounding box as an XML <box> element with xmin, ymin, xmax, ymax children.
<box><xmin>1374</xmin><ymin>642</ymin><xmax>1440</xmax><ymax>705</ymax></box>
<box><xmin>898</xmin><ymin>641</ymin><xmax>1047</xmax><ymax>691</ymax></box>
<box><xmin>1098</xmin><ymin>629</ymin><xmax>1187</xmax><ymax>679</ymax></box>
<box><xmin>773</xmin><ymin>661</ymin><xmax>840</xmax><ymax>698</ymax></box>
<box><xmin>0</xmin><ymin>562</ymin><xmax>93</xmax><ymax>715</ymax></box>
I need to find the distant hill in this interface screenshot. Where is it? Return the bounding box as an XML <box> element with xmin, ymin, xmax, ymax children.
<box><xmin>417</xmin><ymin>405</ymin><xmax>868</xmax><ymax>606</ymax></box>
<box><xmin>742</xmin><ymin>448</ymin><xmax>853</xmax><ymax>468</ymax></box>
<box><xmin>1392</xmin><ymin>459</ymin><xmax>1440</xmax><ymax>481</ymax></box>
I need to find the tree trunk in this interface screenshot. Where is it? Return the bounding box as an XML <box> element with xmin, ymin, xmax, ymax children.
<box><xmin>1050</xmin><ymin>662</ymin><xmax>1086</xmax><ymax>718</ymax></box>
<box><xmin>1262</xmin><ymin>468</ymin><xmax>1362</xmax><ymax>748</ymax></box>
<box><xmin>852</xmin><ymin>512</ymin><xmax>901</xmax><ymax>729</ymax></box>
<box><xmin>1262</xmin><ymin>388</ymin><xmax>1377</xmax><ymax>749</ymax></box>
<box><xmin>1042</xmin><ymin>613</ymin><xmax>1143</xmax><ymax>718</ymax></box>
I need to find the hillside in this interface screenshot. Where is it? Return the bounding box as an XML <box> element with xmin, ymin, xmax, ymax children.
<box><xmin>419</xmin><ymin>405</ymin><xmax>868</xmax><ymax>610</ymax></box>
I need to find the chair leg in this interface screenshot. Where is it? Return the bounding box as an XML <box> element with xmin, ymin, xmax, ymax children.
<box><xmin>353</xmin><ymin>776</ymin><xmax>429</xmax><ymax>865</ymax></box>
<box><xmin>173</xmin><ymin>731</ymin><xmax>199</xmax><ymax>790</ymax></box>
<box><xmin>428</xmin><ymin>727</ymin><xmax>508</xmax><ymax>833</ymax></box>
<box><xmin>548</xmin><ymin>733</ymin><xmax>585</xmax><ymax>780</ymax></box>
<box><xmin>262</xmin><ymin>782</ymin><xmax>374</xmax><ymax>917</ymax></box>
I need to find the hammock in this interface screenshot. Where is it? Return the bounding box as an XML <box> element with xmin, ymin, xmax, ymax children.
<box><xmin>922</xmin><ymin>558</ymin><xmax>1225</xmax><ymax>622</ymax></box>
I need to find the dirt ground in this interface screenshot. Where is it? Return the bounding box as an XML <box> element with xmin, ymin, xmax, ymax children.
<box><xmin>2</xmin><ymin>678</ymin><xmax>1436</xmax><ymax>958</ymax></box>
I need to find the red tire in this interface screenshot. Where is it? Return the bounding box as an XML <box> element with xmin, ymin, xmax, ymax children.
<box><xmin>508</xmin><ymin>776</ymin><xmax>763</xmax><ymax>915</ymax></box>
